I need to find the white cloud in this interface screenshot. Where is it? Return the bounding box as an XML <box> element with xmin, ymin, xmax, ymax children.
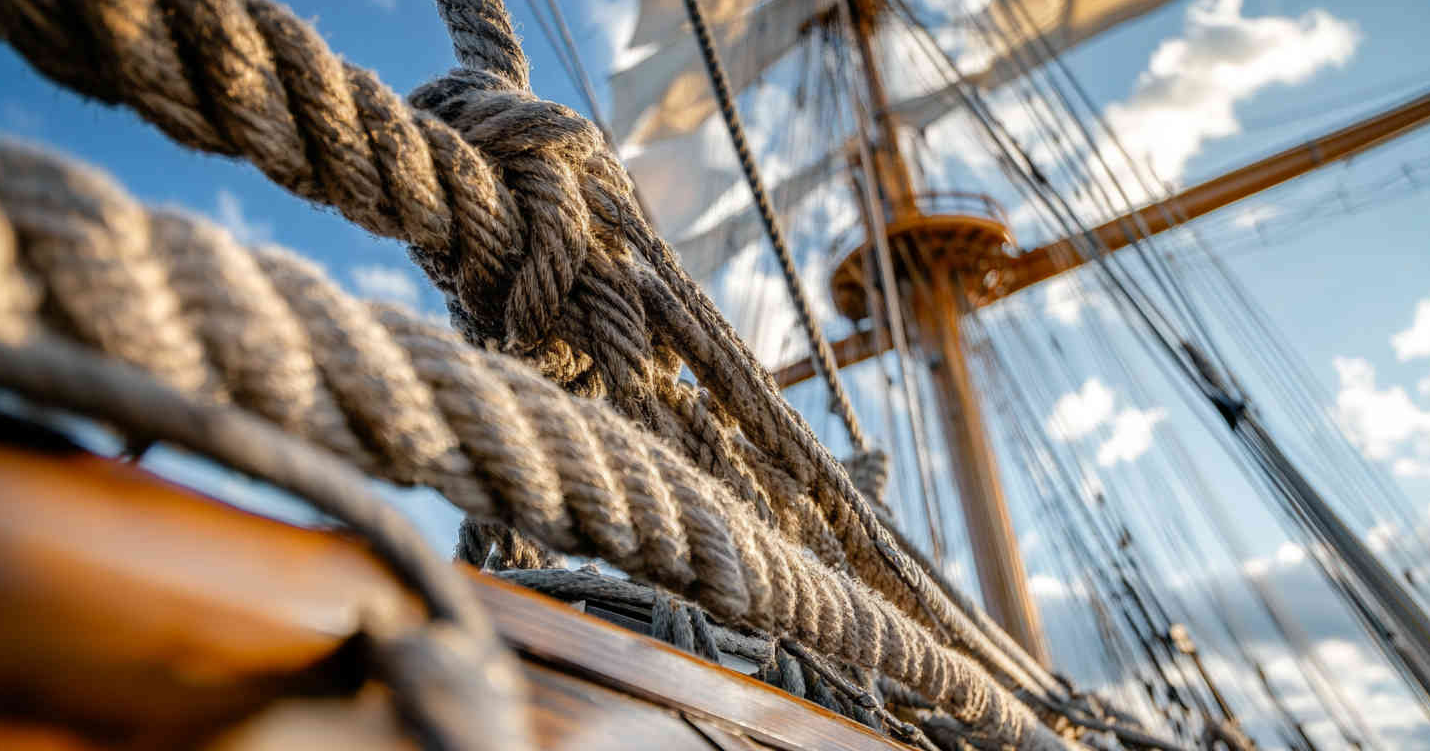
<box><xmin>1041</xmin><ymin>273</ymin><xmax>1116</xmax><ymax>327</ymax></box>
<box><xmin>212</xmin><ymin>189</ymin><xmax>272</xmax><ymax>245</ymax></box>
<box><xmin>1393</xmin><ymin>457</ymin><xmax>1430</xmax><ymax>479</ymax></box>
<box><xmin>1391</xmin><ymin>298</ymin><xmax>1430</xmax><ymax>361</ymax></box>
<box><xmin>1096</xmin><ymin>407</ymin><xmax>1166</xmax><ymax>466</ymax></box>
<box><xmin>1043</xmin><ymin>276</ymin><xmax>1086</xmax><ymax>326</ymax></box>
<box><xmin>1029</xmin><ymin>573</ymin><xmax>1068</xmax><ymax>599</ymax></box>
<box><xmin>1231</xmin><ymin>203</ymin><xmax>1281</xmax><ymax>229</ymax></box>
<box><xmin>1275</xmin><ymin>541</ymin><xmax>1306</xmax><ymax>568</ymax></box>
<box><xmin>1044</xmin><ymin>379</ymin><xmax>1164</xmax><ymax>464</ymax></box>
<box><xmin>1046</xmin><ymin>378</ymin><xmax>1116</xmax><ymax>441</ymax></box>
<box><xmin>1332</xmin><ymin>356</ymin><xmax>1430</xmax><ymax>461</ymax></box>
<box><xmin>352</xmin><ymin>264</ymin><xmax>421</xmax><ymax>309</ymax></box>
<box><xmin>1105</xmin><ymin>0</ymin><xmax>1359</xmax><ymax>186</ymax></box>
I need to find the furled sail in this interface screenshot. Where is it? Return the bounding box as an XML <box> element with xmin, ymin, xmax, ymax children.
<box><xmin>627</xmin><ymin>0</ymin><xmax>754</xmax><ymax>50</ymax></box>
<box><xmin>894</xmin><ymin>0</ymin><xmax>1177</xmax><ymax>128</ymax></box>
<box><xmin>675</xmin><ymin>148</ymin><xmax>844</xmax><ymax>281</ymax></box>
<box><xmin>608</xmin><ymin>0</ymin><xmax>837</xmax><ymax>146</ymax></box>
<box><xmin>647</xmin><ymin>0</ymin><xmax>1176</xmax><ymax>281</ymax></box>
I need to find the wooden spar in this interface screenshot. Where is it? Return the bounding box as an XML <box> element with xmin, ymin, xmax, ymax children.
<box><xmin>0</xmin><ymin>443</ymin><xmax>910</xmax><ymax>751</ymax></box>
<box><xmin>775</xmin><ymin>87</ymin><xmax>1430</xmax><ymax>388</ymax></box>
<box><xmin>907</xmin><ymin>250</ymin><xmax>1051</xmax><ymax>666</ymax></box>
<box><xmin>841</xmin><ymin>0</ymin><xmax>1051</xmax><ymax>665</ymax></box>
<box><xmin>996</xmin><ymin>88</ymin><xmax>1430</xmax><ymax>299</ymax></box>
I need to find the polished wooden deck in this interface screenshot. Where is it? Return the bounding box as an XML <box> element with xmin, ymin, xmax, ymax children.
<box><xmin>0</xmin><ymin>434</ymin><xmax>910</xmax><ymax>751</ymax></box>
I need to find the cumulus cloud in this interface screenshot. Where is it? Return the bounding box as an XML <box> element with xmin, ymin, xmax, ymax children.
<box><xmin>1046</xmin><ymin>378</ymin><xmax>1116</xmax><ymax>441</ymax></box>
<box><xmin>1391</xmin><ymin>298</ymin><xmax>1430</xmax><ymax>361</ymax></box>
<box><xmin>1231</xmin><ymin>203</ymin><xmax>1281</xmax><ymax>229</ymax></box>
<box><xmin>1105</xmin><ymin>0</ymin><xmax>1359</xmax><ymax>185</ymax></box>
<box><xmin>1040</xmin><ymin>527</ymin><xmax>1430</xmax><ymax>747</ymax></box>
<box><xmin>1028</xmin><ymin>573</ymin><xmax>1068</xmax><ymax>599</ymax></box>
<box><xmin>1041</xmin><ymin>274</ymin><xmax>1117</xmax><ymax>326</ymax></box>
<box><xmin>1332</xmin><ymin>356</ymin><xmax>1430</xmax><ymax>464</ymax></box>
<box><xmin>1096</xmin><ymin>406</ymin><xmax>1167</xmax><ymax>467</ymax></box>
<box><xmin>923</xmin><ymin>0</ymin><xmax>1360</xmax><ymax>246</ymax></box>
<box><xmin>1044</xmin><ymin>378</ymin><xmax>1164</xmax><ymax>465</ymax></box>
<box><xmin>213</xmin><ymin>189</ymin><xmax>272</xmax><ymax>245</ymax></box>
<box><xmin>352</xmin><ymin>264</ymin><xmax>422</xmax><ymax>309</ymax></box>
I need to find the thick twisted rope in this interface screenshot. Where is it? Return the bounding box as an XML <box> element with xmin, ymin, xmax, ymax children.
<box><xmin>0</xmin><ymin>142</ymin><xmax>1075</xmax><ymax>750</ymax></box>
<box><xmin>0</xmin><ymin>0</ymin><xmax>1070</xmax><ymax>708</ymax></box>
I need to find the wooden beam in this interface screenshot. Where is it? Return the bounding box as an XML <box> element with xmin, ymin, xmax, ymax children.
<box><xmin>993</xmin><ymin>89</ymin><xmax>1430</xmax><ymax>300</ymax></box>
<box><xmin>773</xmin><ymin>88</ymin><xmax>1430</xmax><ymax>388</ymax></box>
<box><xmin>0</xmin><ymin>442</ymin><xmax>909</xmax><ymax>751</ymax></box>
<box><xmin>771</xmin><ymin>327</ymin><xmax>888</xmax><ymax>388</ymax></box>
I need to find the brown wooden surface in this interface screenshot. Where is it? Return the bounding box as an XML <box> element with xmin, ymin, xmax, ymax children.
<box><xmin>0</xmin><ymin>442</ymin><xmax>909</xmax><ymax>751</ymax></box>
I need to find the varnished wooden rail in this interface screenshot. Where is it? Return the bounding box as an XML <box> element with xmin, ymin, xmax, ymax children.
<box><xmin>0</xmin><ymin>440</ymin><xmax>910</xmax><ymax>750</ymax></box>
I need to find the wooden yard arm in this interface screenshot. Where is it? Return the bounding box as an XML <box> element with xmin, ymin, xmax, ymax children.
<box><xmin>774</xmin><ymin>89</ymin><xmax>1430</xmax><ymax>388</ymax></box>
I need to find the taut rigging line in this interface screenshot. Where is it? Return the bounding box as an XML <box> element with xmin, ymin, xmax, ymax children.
<box><xmin>889</xmin><ymin>0</ymin><xmax>1430</xmax><ymax>719</ymax></box>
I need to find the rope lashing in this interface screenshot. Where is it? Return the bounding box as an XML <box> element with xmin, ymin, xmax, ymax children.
<box><xmin>419</xmin><ymin>0</ymin><xmax>1071</xmax><ymax>706</ymax></box>
<box><xmin>0</xmin><ymin>142</ymin><xmax>1079</xmax><ymax>750</ymax></box>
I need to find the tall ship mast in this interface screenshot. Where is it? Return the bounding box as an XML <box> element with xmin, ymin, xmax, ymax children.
<box><xmin>1</xmin><ymin>0</ymin><xmax>1428</xmax><ymax>749</ymax></box>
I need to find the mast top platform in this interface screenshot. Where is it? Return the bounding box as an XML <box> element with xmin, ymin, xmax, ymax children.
<box><xmin>830</xmin><ymin>192</ymin><xmax>1016</xmax><ymax>321</ymax></box>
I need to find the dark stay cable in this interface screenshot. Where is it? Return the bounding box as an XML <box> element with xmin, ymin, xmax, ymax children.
<box><xmin>681</xmin><ymin>0</ymin><xmax>868</xmax><ymax>451</ymax></box>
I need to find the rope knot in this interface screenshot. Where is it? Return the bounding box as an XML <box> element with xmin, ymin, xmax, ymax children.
<box><xmin>410</xmin><ymin>69</ymin><xmax>606</xmax><ymax>351</ymax></box>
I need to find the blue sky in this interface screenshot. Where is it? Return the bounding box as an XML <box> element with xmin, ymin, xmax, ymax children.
<box><xmin>4</xmin><ymin>0</ymin><xmax>1429</xmax><ymax>745</ymax></box>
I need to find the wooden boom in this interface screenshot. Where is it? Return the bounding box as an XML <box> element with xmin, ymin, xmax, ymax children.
<box><xmin>774</xmin><ymin>89</ymin><xmax>1430</xmax><ymax>388</ymax></box>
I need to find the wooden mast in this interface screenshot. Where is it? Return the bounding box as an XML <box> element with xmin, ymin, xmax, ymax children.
<box><xmin>844</xmin><ymin>0</ymin><xmax>1051</xmax><ymax>666</ymax></box>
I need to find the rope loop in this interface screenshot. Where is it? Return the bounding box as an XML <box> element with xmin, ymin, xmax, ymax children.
<box><xmin>411</xmin><ymin>70</ymin><xmax>605</xmax><ymax>351</ymax></box>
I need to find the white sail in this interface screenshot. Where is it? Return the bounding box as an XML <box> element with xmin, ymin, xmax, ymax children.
<box><xmin>646</xmin><ymin>0</ymin><xmax>1177</xmax><ymax>280</ymax></box>
<box><xmin>624</xmin><ymin>130</ymin><xmax>741</xmax><ymax>237</ymax></box>
<box><xmin>627</xmin><ymin>0</ymin><xmax>755</xmax><ymax>49</ymax></box>
<box><xmin>608</xmin><ymin>0</ymin><xmax>837</xmax><ymax>146</ymax></box>
<box><xmin>673</xmin><ymin>148</ymin><xmax>844</xmax><ymax>282</ymax></box>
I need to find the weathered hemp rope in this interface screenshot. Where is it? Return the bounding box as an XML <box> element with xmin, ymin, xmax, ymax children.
<box><xmin>0</xmin><ymin>0</ymin><xmax>1072</xmax><ymax>708</ymax></box>
<box><xmin>0</xmin><ymin>142</ymin><xmax>1075</xmax><ymax>750</ymax></box>
<box><xmin>0</xmin><ymin>346</ymin><xmax>527</xmax><ymax>748</ymax></box>
<box><xmin>416</xmin><ymin>0</ymin><xmax>1070</xmax><ymax>704</ymax></box>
